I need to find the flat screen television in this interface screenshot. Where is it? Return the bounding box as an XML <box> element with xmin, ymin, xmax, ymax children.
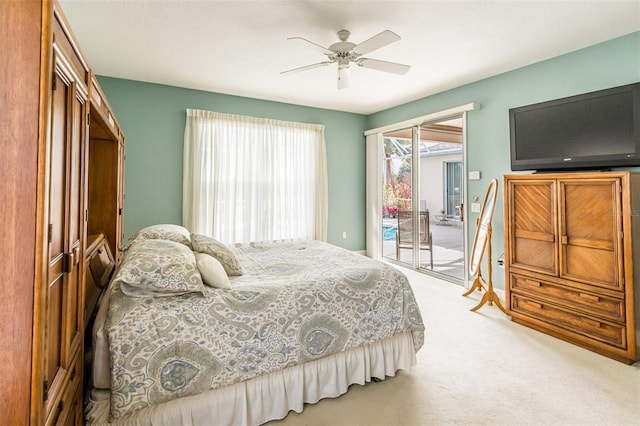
<box><xmin>509</xmin><ymin>82</ymin><xmax>640</xmax><ymax>172</ymax></box>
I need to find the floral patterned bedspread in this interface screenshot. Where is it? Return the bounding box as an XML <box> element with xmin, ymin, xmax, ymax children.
<box><xmin>106</xmin><ymin>240</ymin><xmax>424</xmax><ymax>419</ymax></box>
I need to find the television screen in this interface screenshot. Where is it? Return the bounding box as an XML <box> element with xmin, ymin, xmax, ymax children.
<box><xmin>509</xmin><ymin>83</ymin><xmax>640</xmax><ymax>171</ymax></box>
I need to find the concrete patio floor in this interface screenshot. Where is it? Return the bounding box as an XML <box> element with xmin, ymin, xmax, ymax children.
<box><xmin>381</xmin><ymin>219</ymin><xmax>465</xmax><ymax>282</ymax></box>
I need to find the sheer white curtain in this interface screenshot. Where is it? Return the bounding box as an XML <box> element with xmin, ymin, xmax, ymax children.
<box><xmin>183</xmin><ymin>109</ymin><xmax>327</xmax><ymax>245</ymax></box>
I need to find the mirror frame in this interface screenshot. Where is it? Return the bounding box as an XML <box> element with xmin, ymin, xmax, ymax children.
<box><xmin>468</xmin><ymin>178</ymin><xmax>499</xmax><ymax>276</ymax></box>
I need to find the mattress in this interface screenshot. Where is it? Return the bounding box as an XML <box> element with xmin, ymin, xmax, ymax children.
<box><xmin>89</xmin><ymin>239</ymin><xmax>424</xmax><ymax>424</ymax></box>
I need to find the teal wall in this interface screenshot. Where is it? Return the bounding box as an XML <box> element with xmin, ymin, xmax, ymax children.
<box><xmin>367</xmin><ymin>32</ymin><xmax>640</xmax><ymax>288</ymax></box>
<box><xmin>99</xmin><ymin>32</ymin><xmax>639</xmax><ymax>287</ymax></box>
<box><xmin>97</xmin><ymin>78</ymin><xmax>367</xmax><ymax>250</ymax></box>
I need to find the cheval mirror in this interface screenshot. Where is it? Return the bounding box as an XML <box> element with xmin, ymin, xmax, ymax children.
<box><xmin>462</xmin><ymin>178</ymin><xmax>506</xmax><ymax>313</ymax></box>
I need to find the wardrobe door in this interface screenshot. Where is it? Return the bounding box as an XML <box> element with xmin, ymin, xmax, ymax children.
<box><xmin>44</xmin><ymin>58</ymin><xmax>87</xmax><ymax>421</ymax></box>
<box><xmin>506</xmin><ymin>178</ymin><xmax>557</xmax><ymax>275</ymax></box>
<box><xmin>558</xmin><ymin>177</ymin><xmax>623</xmax><ymax>290</ymax></box>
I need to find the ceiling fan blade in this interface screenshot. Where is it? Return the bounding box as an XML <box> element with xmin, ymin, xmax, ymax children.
<box><xmin>357</xmin><ymin>58</ymin><xmax>410</xmax><ymax>75</ymax></box>
<box><xmin>337</xmin><ymin>67</ymin><xmax>351</xmax><ymax>90</ymax></box>
<box><xmin>352</xmin><ymin>30</ymin><xmax>400</xmax><ymax>55</ymax></box>
<box><xmin>281</xmin><ymin>61</ymin><xmax>333</xmax><ymax>75</ymax></box>
<box><xmin>287</xmin><ymin>37</ymin><xmax>334</xmax><ymax>55</ymax></box>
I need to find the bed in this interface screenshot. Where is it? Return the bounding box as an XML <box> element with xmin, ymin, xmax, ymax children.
<box><xmin>86</xmin><ymin>225</ymin><xmax>425</xmax><ymax>425</ymax></box>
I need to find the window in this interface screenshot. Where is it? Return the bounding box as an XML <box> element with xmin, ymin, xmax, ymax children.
<box><xmin>183</xmin><ymin>109</ymin><xmax>327</xmax><ymax>244</ymax></box>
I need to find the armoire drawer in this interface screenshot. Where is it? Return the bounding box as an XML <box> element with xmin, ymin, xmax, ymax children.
<box><xmin>510</xmin><ymin>273</ymin><xmax>625</xmax><ymax>323</ymax></box>
<box><xmin>510</xmin><ymin>294</ymin><xmax>626</xmax><ymax>349</ymax></box>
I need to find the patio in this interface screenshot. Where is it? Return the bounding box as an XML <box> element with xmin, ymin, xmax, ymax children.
<box><xmin>382</xmin><ymin>218</ymin><xmax>465</xmax><ymax>282</ymax></box>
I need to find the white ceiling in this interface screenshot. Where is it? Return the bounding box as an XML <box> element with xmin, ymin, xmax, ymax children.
<box><xmin>59</xmin><ymin>0</ymin><xmax>640</xmax><ymax>115</ymax></box>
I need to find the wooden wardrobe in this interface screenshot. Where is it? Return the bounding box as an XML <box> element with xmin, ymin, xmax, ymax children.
<box><xmin>0</xmin><ymin>1</ymin><xmax>125</xmax><ymax>424</ymax></box>
<box><xmin>504</xmin><ymin>171</ymin><xmax>640</xmax><ymax>364</ymax></box>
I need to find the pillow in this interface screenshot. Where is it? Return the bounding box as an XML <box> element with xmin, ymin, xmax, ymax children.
<box><xmin>122</xmin><ymin>224</ymin><xmax>192</xmax><ymax>251</ymax></box>
<box><xmin>113</xmin><ymin>239</ymin><xmax>205</xmax><ymax>297</ymax></box>
<box><xmin>195</xmin><ymin>252</ymin><xmax>231</xmax><ymax>289</ymax></box>
<box><xmin>190</xmin><ymin>233</ymin><xmax>244</xmax><ymax>276</ymax></box>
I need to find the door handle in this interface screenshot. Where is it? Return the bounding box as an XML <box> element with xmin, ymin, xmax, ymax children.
<box><xmin>63</xmin><ymin>247</ymin><xmax>81</xmax><ymax>272</ymax></box>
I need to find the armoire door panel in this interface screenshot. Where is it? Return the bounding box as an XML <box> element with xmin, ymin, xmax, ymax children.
<box><xmin>514</xmin><ymin>239</ymin><xmax>555</xmax><ymax>271</ymax></box>
<box><xmin>561</xmin><ymin>180</ymin><xmax>618</xmax><ymax>241</ymax></box>
<box><xmin>46</xmin><ymin>54</ymin><xmax>87</xmax><ymax>418</ymax></box>
<box><xmin>45</xmin><ymin>71</ymin><xmax>70</xmax><ymax>404</ymax></box>
<box><xmin>49</xmin><ymin>73</ymin><xmax>68</xmax><ymax>259</ymax></box>
<box><xmin>509</xmin><ymin>180</ymin><xmax>557</xmax><ymax>274</ymax></box>
<box><xmin>45</xmin><ymin>274</ymin><xmax>64</xmax><ymax>391</ymax></box>
<box><xmin>560</xmin><ymin>179</ymin><xmax>622</xmax><ymax>289</ymax></box>
<box><xmin>65</xmin><ymin>242</ymin><xmax>83</xmax><ymax>359</ymax></box>
<box><xmin>564</xmin><ymin>246</ymin><xmax>617</xmax><ymax>286</ymax></box>
<box><xmin>66</xmin><ymin>87</ymin><xmax>86</xmax><ymax>360</ymax></box>
<box><xmin>68</xmin><ymin>96</ymin><xmax>82</xmax><ymax>246</ymax></box>
<box><xmin>514</xmin><ymin>182</ymin><xmax>555</xmax><ymax>232</ymax></box>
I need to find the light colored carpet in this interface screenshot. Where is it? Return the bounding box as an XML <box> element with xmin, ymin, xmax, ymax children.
<box><xmin>269</xmin><ymin>266</ymin><xmax>640</xmax><ymax>426</ymax></box>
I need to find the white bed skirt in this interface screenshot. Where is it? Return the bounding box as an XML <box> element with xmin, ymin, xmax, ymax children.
<box><xmin>86</xmin><ymin>331</ymin><xmax>417</xmax><ymax>426</ymax></box>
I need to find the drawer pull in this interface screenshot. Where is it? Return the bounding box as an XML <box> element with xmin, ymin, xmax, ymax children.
<box><xmin>579</xmin><ymin>293</ymin><xmax>600</xmax><ymax>303</ymax></box>
<box><xmin>581</xmin><ymin>317</ymin><xmax>602</xmax><ymax>328</ymax></box>
<box><xmin>525</xmin><ymin>279</ymin><xmax>542</xmax><ymax>288</ymax></box>
<box><xmin>525</xmin><ymin>300</ymin><xmax>543</xmax><ymax>310</ymax></box>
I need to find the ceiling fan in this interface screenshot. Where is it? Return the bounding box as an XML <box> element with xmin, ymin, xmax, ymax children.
<box><xmin>281</xmin><ymin>29</ymin><xmax>410</xmax><ymax>90</ymax></box>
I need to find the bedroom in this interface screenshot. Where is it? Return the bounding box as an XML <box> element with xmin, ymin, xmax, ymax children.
<box><xmin>1</xmin><ymin>1</ymin><xmax>639</xmax><ymax>425</ymax></box>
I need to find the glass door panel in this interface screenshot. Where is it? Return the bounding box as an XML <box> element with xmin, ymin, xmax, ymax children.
<box><xmin>381</xmin><ymin>127</ymin><xmax>413</xmax><ymax>269</ymax></box>
<box><xmin>418</xmin><ymin>121</ymin><xmax>464</xmax><ymax>281</ymax></box>
<box><xmin>445</xmin><ymin>161</ymin><xmax>463</xmax><ymax>216</ymax></box>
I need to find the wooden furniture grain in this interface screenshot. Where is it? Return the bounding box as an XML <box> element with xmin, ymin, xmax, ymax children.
<box><xmin>0</xmin><ymin>1</ymin><xmax>125</xmax><ymax>423</ymax></box>
<box><xmin>43</xmin><ymin>6</ymin><xmax>90</xmax><ymax>424</ymax></box>
<box><xmin>504</xmin><ymin>171</ymin><xmax>640</xmax><ymax>364</ymax></box>
<box><xmin>88</xmin><ymin>72</ymin><xmax>126</xmax><ymax>264</ymax></box>
<box><xmin>0</xmin><ymin>2</ymin><xmax>47</xmax><ymax>424</ymax></box>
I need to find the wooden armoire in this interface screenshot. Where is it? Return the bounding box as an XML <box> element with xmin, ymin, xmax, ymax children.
<box><xmin>0</xmin><ymin>1</ymin><xmax>125</xmax><ymax>424</ymax></box>
<box><xmin>504</xmin><ymin>171</ymin><xmax>640</xmax><ymax>364</ymax></box>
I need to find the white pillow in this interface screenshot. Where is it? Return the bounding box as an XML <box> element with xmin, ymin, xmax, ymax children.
<box><xmin>195</xmin><ymin>252</ymin><xmax>231</xmax><ymax>289</ymax></box>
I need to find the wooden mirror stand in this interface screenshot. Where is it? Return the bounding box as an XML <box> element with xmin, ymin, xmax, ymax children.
<box><xmin>463</xmin><ymin>179</ymin><xmax>506</xmax><ymax>313</ymax></box>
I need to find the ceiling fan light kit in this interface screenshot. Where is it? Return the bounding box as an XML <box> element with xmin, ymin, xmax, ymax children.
<box><xmin>282</xmin><ymin>29</ymin><xmax>411</xmax><ymax>90</ymax></box>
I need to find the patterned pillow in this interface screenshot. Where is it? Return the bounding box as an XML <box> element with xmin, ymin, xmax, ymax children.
<box><xmin>114</xmin><ymin>239</ymin><xmax>205</xmax><ymax>297</ymax></box>
<box><xmin>122</xmin><ymin>224</ymin><xmax>192</xmax><ymax>251</ymax></box>
<box><xmin>190</xmin><ymin>233</ymin><xmax>244</xmax><ymax>276</ymax></box>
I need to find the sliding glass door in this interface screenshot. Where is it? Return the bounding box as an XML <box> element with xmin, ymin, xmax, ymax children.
<box><xmin>381</xmin><ymin>117</ymin><xmax>465</xmax><ymax>283</ymax></box>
